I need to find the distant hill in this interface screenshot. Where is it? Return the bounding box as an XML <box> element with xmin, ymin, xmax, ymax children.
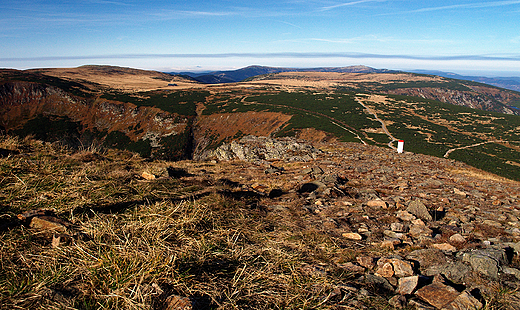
<box><xmin>171</xmin><ymin>65</ymin><xmax>396</xmax><ymax>84</ymax></box>
<box><xmin>411</xmin><ymin>69</ymin><xmax>520</xmax><ymax>93</ymax></box>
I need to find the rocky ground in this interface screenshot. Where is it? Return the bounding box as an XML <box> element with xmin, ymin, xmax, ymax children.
<box><xmin>2</xmin><ymin>135</ymin><xmax>520</xmax><ymax>309</ymax></box>
<box><xmin>194</xmin><ymin>136</ymin><xmax>520</xmax><ymax>309</ymax></box>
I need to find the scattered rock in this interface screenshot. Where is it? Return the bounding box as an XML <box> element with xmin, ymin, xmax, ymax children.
<box><xmin>164</xmin><ymin>294</ymin><xmax>192</xmax><ymax>310</ymax></box>
<box><xmin>29</xmin><ymin>216</ymin><xmax>68</xmax><ymax>232</ymax></box>
<box><xmin>367</xmin><ymin>199</ymin><xmax>388</xmax><ymax>208</ymax></box>
<box><xmin>357</xmin><ymin>256</ymin><xmax>376</xmax><ymax>269</ymax></box>
<box><xmin>391</xmin><ymin>259</ymin><xmax>414</xmax><ymax>278</ymax></box>
<box><xmin>415</xmin><ymin>282</ymin><xmax>460</xmax><ymax>309</ymax></box>
<box><xmin>142</xmin><ymin>171</ymin><xmax>156</xmax><ymax>180</ymax></box>
<box><xmin>397</xmin><ymin>275</ymin><xmax>419</xmax><ymax>295</ymax></box>
<box><xmin>407</xmin><ymin>199</ymin><xmax>432</xmax><ymax>221</ymax></box>
<box><xmin>396</xmin><ymin>210</ymin><xmax>416</xmax><ymax>222</ymax></box>
<box><xmin>389</xmin><ymin>294</ymin><xmax>407</xmax><ymax>308</ymax></box>
<box><xmin>375</xmin><ymin>258</ymin><xmax>395</xmax><ymax>278</ymax></box>
<box><xmin>391</xmin><ymin>222</ymin><xmax>406</xmax><ymax>232</ymax></box>
<box><xmin>449</xmin><ymin>234</ymin><xmax>466</xmax><ymax>243</ymax></box>
<box><xmin>407</xmin><ymin>249</ymin><xmax>448</xmax><ymax>276</ymax></box>
<box><xmin>453</xmin><ymin>188</ymin><xmax>467</xmax><ymax>197</ymax></box>
<box><xmin>502</xmin><ymin>267</ymin><xmax>520</xmax><ymax>280</ymax></box>
<box><xmin>442</xmin><ymin>291</ymin><xmax>482</xmax><ymax>310</ymax></box>
<box><xmin>462</xmin><ymin>248</ymin><xmax>507</xmax><ymax>280</ymax></box>
<box><xmin>343</xmin><ymin>232</ymin><xmax>363</xmax><ymax>240</ymax></box>
<box><xmin>441</xmin><ymin>262</ymin><xmax>472</xmax><ymax>285</ymax></box>
<box><xmin>432</xmin><ymin>243</ymin><xmax>457</xmax><ymax>252</ymax></box>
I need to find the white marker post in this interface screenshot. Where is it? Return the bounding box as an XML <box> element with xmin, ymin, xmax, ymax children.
<box><xmin>397</xmin><ymin>140</ymin><xmax>404</xmax><ymax>153</ymax></box>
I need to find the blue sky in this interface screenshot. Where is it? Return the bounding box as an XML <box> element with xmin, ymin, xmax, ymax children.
<box><xmin>2</xmin><ymin>0</ymin><xmax>520</xmax><ymax>75</ymax></box>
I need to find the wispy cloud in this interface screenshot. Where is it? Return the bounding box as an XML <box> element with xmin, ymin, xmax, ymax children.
<box><xmin>321</xmin><ymin>0</ymin><xmax>386</xmax><ymax>11</ymax></box>
<box><xmin>83</xmin><ymin>0</ymin><xmax>133</xmax><ymax>6</ymax></box>
<box><xmin>278</xmin><ymin>20</ymin><xmax>303</xmax><ymax>29</ymax></box>
<box><xmin>402</xmin><ymin>0</ymin><xmax>520</xmax><ymax>13</ymax></box>
<box><xmin>3</xmin><ymin>52</ymin><xmax>520</xmax><ymax>62</ymax></box>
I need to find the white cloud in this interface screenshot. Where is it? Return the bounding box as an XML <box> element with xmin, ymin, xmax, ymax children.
<box><xmin>320</xmin><ymin>0</ymin><xmax>385</xmax><ymax>11</ymax></box>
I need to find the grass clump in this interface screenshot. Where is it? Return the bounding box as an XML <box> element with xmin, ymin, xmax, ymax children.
<box><xmin>0</xmin><ymin>135</ymin><xmax>364</xmax><ymax>309</ymax></box>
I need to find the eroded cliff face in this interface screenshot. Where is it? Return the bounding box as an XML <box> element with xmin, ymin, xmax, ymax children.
<box><xmin>192</xmin><ymin>111</ymin><xmax>292</xmax><ymax>159</ymax></box>
<box><xmin>0</xmin><ymin>81</ymin><xmax>189</xmax><ymax>157</ymax></box>
<box><xmin>386</xmin><ymin>87</ymin><xmax>519</xmax><ymax>115</ymax></box>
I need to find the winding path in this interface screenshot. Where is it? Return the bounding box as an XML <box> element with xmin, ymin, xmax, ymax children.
<box><xmin>355</xmin><ymin>96</ymin><xmax>398</xmax><ymax>149</ymax></box>
<box><xmin>443</xmin><ymin>141</ymin><xmax>501</xmax><ymax>158</ymax></box>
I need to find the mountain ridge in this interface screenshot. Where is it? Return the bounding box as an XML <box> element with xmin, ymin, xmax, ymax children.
<box><xmin>172</xmin><ymin>65</ymin><xmax>396</xmax><ymax>84</ymax></box>
<box><xmin>1</xmin><ymin>65</ymin><xmax>520</xmax><ymax>181</ymax></box>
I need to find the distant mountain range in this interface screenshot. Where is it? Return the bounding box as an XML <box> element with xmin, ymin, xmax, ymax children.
<box><xmin>402</xmin><ymin>70</ymin><xmax>520</xmax><ymax>93</ymax></box>
<box><xmin>171</xmin><ymin>65</ymin><xmax>396</xmax><ymax>84</ymax></box>
<box><xmin>172</xmin><ymin>65</ymin><xmax>520</xmax><ymax>93</ymax></box>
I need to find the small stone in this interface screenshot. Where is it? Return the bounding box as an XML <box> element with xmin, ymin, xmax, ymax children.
<box><xmin>406</xmin><ymin>249</ymin><xmax>448</xmax><ymax>275</ymax></box>
<box><xmin>409</xmin><ymin>224</ymin><xmax>433</xmax><ymax>238</ymax></box>
<box><xmin>384</xmin><ymin>230</ymin><xmax>404</xmax><ymax>239</ymax></box>
<box><xmin>411</xmin><ymin>218</ymin><xmax>426</xmax><ymax>226</ymax></box>
<box><xmin>391</xmin><ymin>222</ymin><xmax>405</xmax><ymax>232</ymax></box>
<box><xmin>449</xmin><ymin>234</ymin><xmax>466</xmax><ymax>243</ymax></box>
<box><xmin>407</xmin><ymin>199</ymin><xmax>432</xmax><ymax>221</ymax></box>
<box><xmin>51</xmin><ymin>234</ymin><xmax>61</xmax><ymax>248</ymax></box>
<box><xmin>381</xmin><ymin>240</ymin><xmax>396</xmax><ymax>249</ymax></box>
<box><xmin>409</xmin><ymin>299</ymin><xmax>436</xmax><ymax>310</ymax></box>
<box><xmin>396</xmin><ymin>210</ymin><xmax>416</xmax><ymax>222</ymax></box>
<box><xmin>442</xmin><ymin>291</ymin><xmax>483</xmax><ymax>310</ymax></box>
<box><xmin>432</xmin><ymin>243</ymin><xmax>457</xmax><ymax>252</ymax></box>
<box><xmin>357</xmin><ymin>256</ymin><xmax>376</xmax><ymax>269</ymax></box>
<box><xmin>441</xmin><ymin>262</ymin><xmax>472</xmax><ymax>285</ymax></box>
<box><xmin>502</xmin><ymin>267</ymin><xmax>520</xmax><ymax>280</ymax></box>
<box><xmin>376</xmin><ymin>259</ymin><xmax>395</xmax><ymax>278</ymax></box>
<box><xmin>337</xmin><ymin>262</ymin><xmax>365</xmax><ymax>274</ymax></box>
<box><xmin>142</xmin><ymin>171</ymin><xmax>156</xmax><ymax>180</ymax></box>
<box><xmin>391</xmin><ymin>259</ymin><xmax>414</xmax><ymax>277</ymax></box>
<box><xmin>164</xmin><ymin>294</ymin><xmax>192</xmax><ymax>310</ymax></box>
<box><xmin>29</xmin><ymin>217</ymin><xmax>67</xmax><ymax>232</ymax></box>
<box><xmin>415</xmin><ymin>282</ymin><xmax>459</xmax><ymax>309</ymax></box>
<box><xmin>389</xmin><ymin>295</ymin><xmax>407</xmax><ymax>309</ymax></box>
<box><xmin>367</xmin><ymin>199</ymin><xmax>388</xmax><ymax>208</ymax></box>
<box><xmin>397</xmin><ymin>275</ymin><xmax>419</xmax><ymax>295</ymax></box>
<box><xmin>483</xmin><ymin>219</ymin><xmax>502</xmax><ymax>227</ymax></box>
<box><xmin>343</xmin><ymin>232</ymin><xmax>363</xmax><ymax>240</ymax></box>
<box><xmin>453</xmin><ymin>188</ymin><xmax>467</xmax><ymax>197</ymax></box>
<box><xmin>361</xmin><ymin>274</ymin><xmax>394</xmax><ymax>292</ymax></box>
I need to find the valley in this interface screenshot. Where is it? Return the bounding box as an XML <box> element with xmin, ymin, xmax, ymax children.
<box><xmin>1</xmin><ymin>65</ymin><xmax>519</xmax><ymax>181</ymax></box>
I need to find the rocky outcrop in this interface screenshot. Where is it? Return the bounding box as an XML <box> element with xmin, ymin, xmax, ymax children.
<box><xmin>209</xmin><ymin>135</ymin><xmax>322</xmax><ymax>163</ymax></box>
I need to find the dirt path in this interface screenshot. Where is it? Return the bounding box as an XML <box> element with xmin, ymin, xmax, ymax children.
<box><xmin>355</xmin><ymin>96</ymin><xmax>398</xmax><ymax>149</ymax></box>
<box><xmin>444</xmin><ymin>141</ymin><xmax>500</xmax><ymax>158</ymax></box>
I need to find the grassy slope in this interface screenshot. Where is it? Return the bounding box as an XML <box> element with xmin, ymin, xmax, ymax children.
<box><xmin>0</xmin><ymin>136</ymin><xmax>386</xmax><ymax>309</ymax></box>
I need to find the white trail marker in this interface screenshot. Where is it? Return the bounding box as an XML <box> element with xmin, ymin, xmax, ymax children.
<box><xmin>397</xmin><ymin>140</ymin><xmax>404</xmax><ymax>153</ymax></box>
